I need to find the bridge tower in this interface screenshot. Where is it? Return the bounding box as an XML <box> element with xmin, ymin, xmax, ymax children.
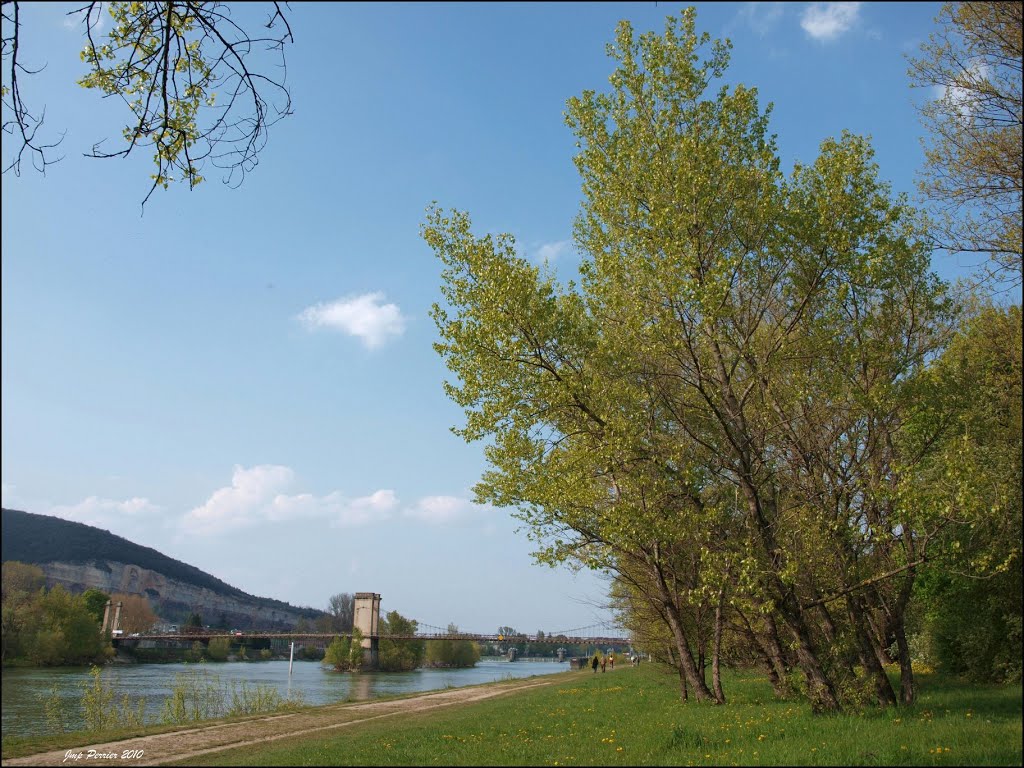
<box><xmin>353</xmin><ymin>592</ymin><xmax>381</xmax><ymax>669</ymax></box>
<box><xmin>101</xmin><ymin>600</ymin><xmax>123</xmax><ymax>636</ymax></box>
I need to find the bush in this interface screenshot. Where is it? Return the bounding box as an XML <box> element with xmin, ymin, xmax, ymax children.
<box><xmin>207</xmin><ymin>636</ymin><xmax>230</xmax><ymax>661</ymax></box>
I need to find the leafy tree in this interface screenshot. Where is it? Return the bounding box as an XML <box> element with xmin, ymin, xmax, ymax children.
<box><xmin>185</xmin><ymin>612</ymin><xmax>202</xmax><ymax>628</ymax></box>
<box><xmin>905</xmin><ymin>304</ymin><xmax>1022</xmax><ymax>682</ymax></box>
<box><xmin>426</xmin><ymin>8</ymin><xmax>956</xmax><ymax>712</ymax></box>
<box><xmin>323</xmin><ymin>628</ymin><xmax>364</xmax><ymax>671</ymax></box>
<box><xmin>908</xmin><ymin>1</ymin><xmax>1022</xmax><ymax>287</ymax></box>
<box><xmin>31</xmin><ymin>585</ymin><xmax>105</xmax><ymax>665</ymax></box>
<box><xmin>80</xmin><ymin>588</ymin><xmax>110</xmax><ymax>625</ymax></box>
<box><xmin>2</xmin><ymin>561</ymin><xmax>46</xmax><ymax>661</ymax></box>
<box><xmin>377</xmin><ymin>611</ymin><xmax>424</xmax><ymax>672</ymax></box>
<box><xmin>323</xmin><ymin>635</ymin><xmax>352</xmax><ymax>671</ymax></box>
<box><xmin>425</xmin><ymin>624</ymin><xmax>480</xmax><ymax>668</ymax></box>
<box><xmin>1</xmin><ymin>1</ymin><xmax>293</xmax><ymax>205</ymax></box>
<box><xmin>1</xmin><ymin>560</ymin><xmax>45</xmax><ymax>600</ymax></box>
<box><xmin>207</xmin><ymin>635</ymin><xmax>230</xmax><ymax>661</ymax></box>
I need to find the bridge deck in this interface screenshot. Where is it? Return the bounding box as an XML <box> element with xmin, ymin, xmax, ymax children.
<box><xmin>122</xmin><ymin>632</ymin><xmax>630</xmax><ymax>644</ymax></box>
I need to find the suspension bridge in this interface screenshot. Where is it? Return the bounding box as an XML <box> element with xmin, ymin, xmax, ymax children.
<box><xmin>119</xmin><ymin>621</ymin><xmax>631</xmax><ymax>647</ymax></box>
<box><xmin>106</xmin><ymin>593</ymin><xmax>632</xmax><ymax>653</ymax></box>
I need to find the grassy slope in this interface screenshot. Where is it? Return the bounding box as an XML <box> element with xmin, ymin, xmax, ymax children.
<box><xmin>169</xmin><ymin>665</ymin><xmax>1022</xmax><ymax>767</ymax></box>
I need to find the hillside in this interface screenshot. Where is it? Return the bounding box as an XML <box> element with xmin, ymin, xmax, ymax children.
<box><xmin>1</xmin><ymin>508</ymin><xmax>324</xmax><ymax>628</ymax></box>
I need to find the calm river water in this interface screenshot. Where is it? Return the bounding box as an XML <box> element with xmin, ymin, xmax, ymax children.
<box><xmin>1</xmin><ymin>658</ymin><xmax>570</xmax><ymax>739</ymax></box>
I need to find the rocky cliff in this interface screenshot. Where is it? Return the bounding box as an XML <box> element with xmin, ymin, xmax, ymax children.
<box><xmin>41</xmin><ymin>560</ymin><xmax>313</xmax><ymax>629</ymax></box>
<box><xmin>2</xmin><ymin>508</ymin><xmax>324</xmax><ymax>629</ymax></box>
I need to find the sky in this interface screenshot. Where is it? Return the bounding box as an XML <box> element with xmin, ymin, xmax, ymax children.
<box><xmin>1</xmin><ymin>1</ymin><xmax>979</xmax><ymax>635</ymax></box>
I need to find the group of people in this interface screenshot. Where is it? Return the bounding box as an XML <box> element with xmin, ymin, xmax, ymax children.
<box><xmin>589</xmin><ymin>652</ymin><xmax>642</xmax><ymax>672</ymax></box>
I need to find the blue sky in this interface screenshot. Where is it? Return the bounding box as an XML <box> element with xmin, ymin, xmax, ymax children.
<box><xmin>2</xmin><ymin>2</ymin><xmax>971</xmax><ymax>634</ymax></box>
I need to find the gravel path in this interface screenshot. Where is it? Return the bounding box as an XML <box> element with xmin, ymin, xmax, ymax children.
<box><xmin>2</xmin><ymin>677</ymin><xmax>557</xmax><ymax>767</ymax></box>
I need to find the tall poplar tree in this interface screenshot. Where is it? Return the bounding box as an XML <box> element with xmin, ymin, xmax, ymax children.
<box><xmin>427</xmin><ymin>8</ymin><xmax>954</xmax><ymax>712</ymax></box>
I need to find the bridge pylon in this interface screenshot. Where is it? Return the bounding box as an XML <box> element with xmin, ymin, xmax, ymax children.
<box><xmin>353</xmin><ymin>592</ymin><xmax>381</xmax><ymax>669</ymax></box>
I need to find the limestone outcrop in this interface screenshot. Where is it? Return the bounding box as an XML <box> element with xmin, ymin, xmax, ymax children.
<box><xmin>41</xmin><ymin>560</ymin><xmax>313</xmax><ymax>630</ymax></box>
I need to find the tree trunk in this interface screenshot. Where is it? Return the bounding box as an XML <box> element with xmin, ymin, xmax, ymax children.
<box><xmin>763</xmin><ymin>614</ymin><xmax>793</xmax><ymax>695</ymax></box>
<box><xmin>737</xmin><ymin>607</ymin><xmax>787</xmax><ymax>697</ymax></box>
<box><xmin>812</xmin><ymin>593</ymin><xmax>838</xmax><ymax>645</ymax></box>
<box><xmin>893</xmin><ymin>614</ymin><xmax>915</xmax><ymax>705</ymax></box>
<box><xmin>652</xmin><ymin>563</ymin><xmax>715</xmax><ymax>702</ymax></box>
<box><xmin>712</xmin><ymin>587</ymin><xmax>726</xmax><ymax>704</ymax></box>
<box><xmin>864</xmin><ymin>602</ymin><xmax>895</xmax><ymax>670</ymax></box>
<box><xmin>777</xmin><ymin>590</ymin><xmax>842</xmax><ymax>712</ymax></box>
<box><xmin>741</xmin><ymin>484</ymin><xmax>841</xmax><ymax>712</ymax></box>
<box><xmin>846</xmin><ymin>594</ymin><xmax>898</xmax><ymax>706</ymax></box>
<box><xmin>666</xmin><ymin>643</ymin><xmax>687</xmax><ymax>701</ymax></box>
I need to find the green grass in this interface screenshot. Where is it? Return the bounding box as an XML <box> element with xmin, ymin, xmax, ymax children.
<box><xmin>168</xmin><ymin>665</ymin><xmax>1022</xmax><ymax>766</ymax></box>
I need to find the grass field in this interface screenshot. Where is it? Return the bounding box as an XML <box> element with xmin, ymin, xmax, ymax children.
<box><xmin>168</xmin><ymin>664</ymin><xmax>1022</xmax><ymax>766</ymax></box>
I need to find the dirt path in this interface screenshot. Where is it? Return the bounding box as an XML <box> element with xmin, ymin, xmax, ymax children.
<box><xmin>2</xmin><ymin>677</ymin><xmax>558</xmax><ymax>767</ymax></box>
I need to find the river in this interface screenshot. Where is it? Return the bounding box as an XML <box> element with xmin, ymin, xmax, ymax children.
<box><xmin>0</xmin><ymin>658</ymin><xmax>570</xmax><ymax>739</ymax></box>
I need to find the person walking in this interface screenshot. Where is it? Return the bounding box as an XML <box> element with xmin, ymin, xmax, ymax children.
<box><xmin>591</xmin><ymin>654</ymin><xmax>599</xmax><ymax>673</ymax></box>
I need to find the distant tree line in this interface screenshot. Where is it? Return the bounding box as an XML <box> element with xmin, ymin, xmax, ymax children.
<box><xmin>2</xmin><ymin>561</ymin><xmax>107</xmax><ymax>665</ymax></box>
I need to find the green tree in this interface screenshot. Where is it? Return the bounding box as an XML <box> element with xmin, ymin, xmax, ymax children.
<box><xmin>80</xmin><ymin>588</ymin><xmax>110</xmax><ymax>626</ymax></box>
<box><xmin>31</xmin><ymin>586</ymin><xmax>105</xmax><ymax>665</ymax></box>
<box><xmin>1</xmin><ymin>560</ymin><xmax>46</xmax><ymax>599</ymax></box>
<box><xmin>904</xmin><ymin>304</ymin><xmax>1022</xmax><ymax>682</ymax></box>
<box><xmin>1</xmin><ymin>561</ymin><xmax>46</xmax><ymax>661</ymax></box>
<box><xmin>377</xmin><ymin>611</ymin><xmax>424</xmax><ymax>672</ymax></box>
<box><xmin>323</xmin><ymin>636</ymin><xmax>352</xmax><ymax>671</ymax></box>
<box><xmin>426</xmin><ymin>8</ymin><xmax>954</xmax><ymax>712</ymax></box>
<box><xmin>425</xmin><ymin>624</ymin><xmax>480</xmax><ymax>668</ymax></box>
<box><xmin>908</xmin><ymin>1</ymin><xmax>1023</xmax><ymax>287</ymax></box>
<box><xmin>207</xmin><ymin>636</ymin><xmax>230</xmax><ymax>661</ymax></box>
<box><xmin>1</xmin><ymin>2</ymin><xmax>293</xmax><ymax>205</ymax></box>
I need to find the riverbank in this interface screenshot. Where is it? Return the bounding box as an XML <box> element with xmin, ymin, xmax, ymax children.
<box><xmin>1</xmin><ymin>658</ymin><xmax>569</xmax><ymax>741</ymax></box>
<box><xmin>3</xmin><ymin>665</ymin><xmax>1020</xmax><ymax>766</ymax></box>
<box><xmin>0</xmin><ymin>674</ymin><xmax>558</xmax><ymax>766</ymax></box>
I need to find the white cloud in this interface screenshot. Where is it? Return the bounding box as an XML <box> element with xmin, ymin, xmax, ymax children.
<box><xmin>535</xmin><ymin>240</ymin><xmax>573</xmax><ymax>262</ymax></box>
<box><xmin>736</xmin><ymin>2</ymin><xmax>786</xmax><ymax>38</ymax></box>
<box><xmin>298</xmin><ymin>292</ymin><xmax>406</xmax><ymax>349</ymax></box>
<box><xmin>800</xmin><ymin>2</ymin><xmax>860</xmax><ymax>41</ymax></box>
<box><xmin>404</xmin><ymin>495</ymin><xmax>482</xmax><ymax>524</ymax></box>
<box><xmin>330</xmin><ymin>489</ymin><xmax>399</xmax><ymax>527</ymax></box>
<box><xmin>182</xmin><ymin>465</ymin><xmax>398</xmax><ymax>535</ymax></box>
<box><xmin>47</xmin><ymin>495</ymin><xmax>162</xmax><ymax>529</ymax></box>
<box><xmin>938</xmin><ymin>61</ymin><xmax>990</xmax><ymax>118</ymax></box>
<box><xmin>182</xmin><ymin>464</ymin><xmax>294</xmax><ymax>534</ymax></box>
